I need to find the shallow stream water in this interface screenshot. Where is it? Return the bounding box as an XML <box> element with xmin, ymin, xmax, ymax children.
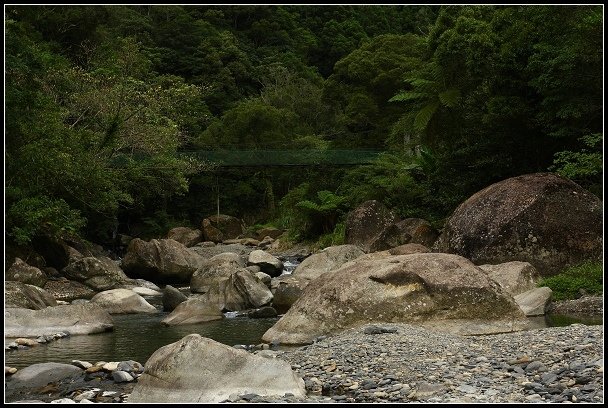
<box><xmin>5</xmin><ymin>298</ymin><xmax>279</xmax><ymax>369</ymax></box>
<box><xmin>5</xmin><ymin>296</ymin><xmax>601</xmax><ymax>370</ymax></box>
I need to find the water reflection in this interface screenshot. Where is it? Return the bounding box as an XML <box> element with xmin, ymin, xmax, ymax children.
<box><xmin>5</xmin><ymin>310</ymin><xmax>279</xmax><ymax>369</ymax></box>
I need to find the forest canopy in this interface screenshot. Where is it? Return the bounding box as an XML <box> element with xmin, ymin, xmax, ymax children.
<box><xmin>4</xmin><ymin>5</ymin><xmax>603</xmax><ymax>247</ymax></box>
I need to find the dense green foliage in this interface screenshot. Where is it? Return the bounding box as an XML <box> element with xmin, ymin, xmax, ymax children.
<box><xmin>539</xmin><ymin>261</ymin><xmax>603</xmax><ymax>301</ymax></box>
<box><xmin>5</xmin><ymin>5</ymin><xmax>603</xmax><ymax>247</ymax></box>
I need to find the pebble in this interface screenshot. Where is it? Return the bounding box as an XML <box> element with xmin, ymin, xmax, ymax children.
<box><xmin>5</xmin><ymin>366</ymin><xmax>18</xmax><ymax>375</ymax></box>
<box><xmin>6</xmin><ymin>332</ymin><xmax>69</xmax><ymax>352</ymax></box>
<box><xmin>112</xmin><ymin>371</ymin><xmax>135</xmax><ymax>383</ymax></box>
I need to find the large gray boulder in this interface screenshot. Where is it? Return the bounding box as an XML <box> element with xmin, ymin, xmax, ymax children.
<box><xmin>199</xmin><ymin>270</ymin><xmax>273</xmax><ymax>312</ymax></box>
<box><xmin>262</xmin><ymin>253</ymin><xmax>528</xmax><ymax>345</ymax></box>
<box><xmin>247</xmin><ymin>250</ymin><xmax>283</xmax><ymax>277</ymax></box>
<box><xmin>190</xmin><ymin>253</ymin><xmax>273</xmax><ymax>311</ymax></box>
<box><xmin>344</xmin><ymin>200</ymin><xmax>399</xmax><ymax>252</ymax></box>
<box><xmin>5</xmin><ymin>303</ymin><xmax>113</xmax><ymax>337</ymax></box>
<box><xmin>433</xmin><ymin>173</ymin><xmax>603</xmax><ymax>277</ymax></box>
<box><xmin>201</xmin><ymin>214</ymin><xmax>245</xmax><ymax>243</ymax></box>
<box><xmin>122</xmin><ymin>238</ymin><xmax>206</xmax><ymax>284</ymax></box>
<box><xmin>5</xmin><ymin>281</ymin><xmax>57</xmax><ymax>309</ymax></box>
<box><xmin>167</xmin><ymin>227</ymin><xmax>204</xmax><ymax>247</ymax></box>
<box><xmin>269</xmin><ymin>245</ymin><xmax>365</xmax><ymax>313</ymax></box>
<box><xmin>90</xmin><ymin>288</ymin><xmax>157</xmax><ymax>314</ymax></box>
<box><xmin>270</xmin><ymin>275</ymin><xmax>310</xmax><ymax>314</ymax></box>
<box><xmin>62</xmin><ymin>256</ymin><xmax>135</xmax><ymax>291</ymax></box>
<box><xmin>479</xmin><ymin>261</ymin><xmax>541</xmax><ymax>296</ymax></box>
<box><xmin>128</xmin><ymin>334</ymin><xmax>305</xmax><ymax>403</ymax></box>
<box><xmin>6</xmin><ymin>258</ymin><xmax>47</xmax><ymax>287</ymax></box>
<box><xmin>190</xmin><ymin>253</ymin><xmax>246</xmax><ymax>293</ymax></box>
<box><xmin>161</xmin><ymin>294</ymin><xmax>224</xmax><ymax>326</ymax></box>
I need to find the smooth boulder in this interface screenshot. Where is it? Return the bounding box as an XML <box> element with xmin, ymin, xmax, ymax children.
<box><xmin>433</xmin><ymin>173</ymin><xmax>602</xmax><ymax>276</ymax></box>
<box><xmin>263</xmin><ymin>253</ymin><xmax>527</xmax><ymax>345</ymax></box>
<box><xmin>128</xmin><ymin>334</ymin><xmax>305</xmax><ymax>403</ymax></box>
<box><xmin>514</xmin><ymin>287</ymin><xmax>553</xmax><ymax>316</ymax></box>
<box><xmin>90</xmin><ymin>289</ymin><xmax>157</xmax><ymax>314</ymax></box>
<box><xmin>162</xmin><ymin>285</ymin><xmax>188</xmax><ymax>312</ymax></box>
<box><xmin>190</xmin><ymin>253</ymin><xmax>273</xmax><ymax>311</ymax></box>
<box><xmin>122</xmin><ymin>238</ymin><xmax>205</xmax><ymax>284</ymax></box>
<box><xmin>5</xmin><ymin>303</ymin><xmax>113</xmax><ymax>337</ymax></box>
<box><xmin>270</xmin><ymin>275</ymin><xmax>310</xmax><ymax>314</ymax></box>
<box><xmin>190</xmin><ymin>252</ymin><xmax>245</xmax><ymax>293</ymax></box>
<box><xmin>161</xmin><ymin>295</ymin><xmax>224</xmax><ymax>326</ymax></box>
<box><xmin>5</xmin><ymin>363</ymin><xmax>82</xmax><ymax>391</ymax></box>
<box><xmin>292</xmin><ymin>244</ymin><xmax>364</xmax><ymax>281</ymax></box>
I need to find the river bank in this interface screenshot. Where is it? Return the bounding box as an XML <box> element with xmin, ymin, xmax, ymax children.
<box><xmin>5</xmin><ymin>296</ymin><xmax>603</xmax><ymax>403</ymax></box>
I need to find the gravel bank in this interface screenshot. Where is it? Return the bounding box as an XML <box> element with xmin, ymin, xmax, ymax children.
<box><xmin>235</xmin><ymin>322</ymin><xmax>604</xmax><ymax>403</ymax></box>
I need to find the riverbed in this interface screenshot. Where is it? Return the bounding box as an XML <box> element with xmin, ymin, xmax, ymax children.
<box><xmin>5</xmin><ymin>291</ymin><xmax>601</xmax><ymax>370</ymax></box>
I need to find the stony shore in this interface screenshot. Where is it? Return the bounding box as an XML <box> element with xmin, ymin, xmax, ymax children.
<box><xmin>261</xmin><ymin>322</ymin><xmax>604</xmax><ymax>404</ymax></box>
<box><xmin>7</xmin><ymin>322</ymin><xmax>603</xmax><ymax>404</ymax></box>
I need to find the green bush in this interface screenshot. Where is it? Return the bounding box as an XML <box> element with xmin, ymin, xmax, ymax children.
<box><xmin>538</xmin><ymin>261</ymin><xmax>603</xmax><ymax>300</ymax></box>
<box><xmin>314</xmin><ymin>222</ymin><xmax>346</xmax><ymax>250</ymax></box>
<box><xmin>7</xmin><ymin>196</ymin><xmax>86</xmax><ymax>245</ymax></box>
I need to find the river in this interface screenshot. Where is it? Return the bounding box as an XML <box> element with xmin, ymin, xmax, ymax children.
<box><xmin>5</xmin><ymin>257</ymin><xmax>602</xmax><ymax>369</ymax></box>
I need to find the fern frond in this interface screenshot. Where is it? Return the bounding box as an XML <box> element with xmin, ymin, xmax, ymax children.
<box><xmin>406</xmin><ymin>78</ymin><xmax>435</xmax><ymax>88</ymax></box>
<box><xmin>389</xmin><ymin>91</ymin><xmax>427</xmax><ymax>102</ymax></box>
<box><xmin>413</xmin><ymin>101</ymin><xmax>440</xmax><ymax>131</ymax></box>
<box><xmin>438</xmin><ymin>88</ymin><xmax>461</xmax><ymax>108</ymax></box>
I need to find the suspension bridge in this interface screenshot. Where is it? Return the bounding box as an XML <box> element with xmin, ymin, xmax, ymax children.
<box><xmin>181</xmin><ymin>149</ymin><xmax>386</xmax><ymax>167</ymax></box>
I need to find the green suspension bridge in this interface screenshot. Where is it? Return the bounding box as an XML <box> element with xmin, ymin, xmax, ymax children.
<box><xmin>181</xmin><ymin>149</ymin><xmax>386</xmax><ymax>167</ymax></box>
